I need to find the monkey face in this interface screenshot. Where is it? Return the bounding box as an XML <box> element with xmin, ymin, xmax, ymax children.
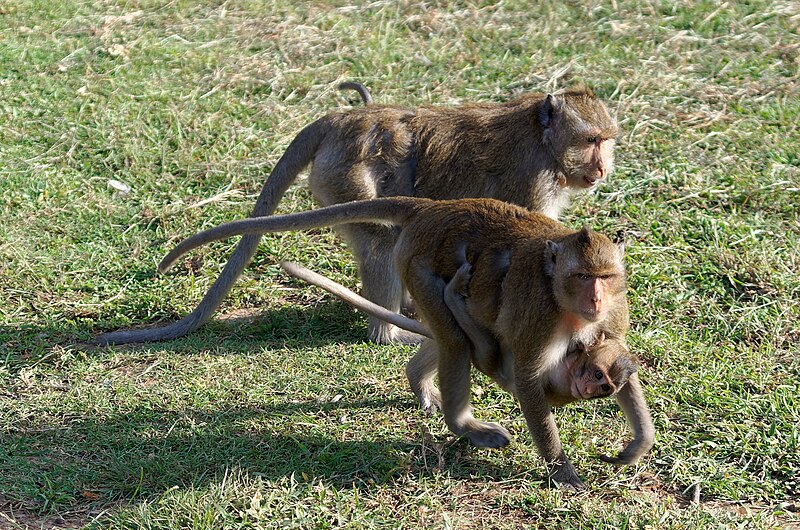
<box><xmin>571</xmin><ymin>360</ymin><xmax>616</xmax><ymax>400</ymax></box>
<box><xmin>569</xmin><ymin>338</ymin><xmax>637</xmax><ymax>400</ymax></box>
<box><xmin>546</xmin><ymin>229</ymin><xmax>626</xmax><ymax>323</ymax></box>
<box><xmin>548</xmin><ymin>91</ymin><xmax>618</xmax><ymax>190</ymax></box>
<box><xmin>567</xmin><ymin>273</ymin><xmax>623</xmax><ymax>322</ymax></box>
<box><xmin>560</xmin><ymin>137</ymin><xmax>616</xmax><ymax>190</ymax></box>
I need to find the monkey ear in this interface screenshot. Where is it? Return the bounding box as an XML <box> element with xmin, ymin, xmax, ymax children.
<box><xmin>544</xmin><ymin>240</ymin><xmax>561</xmax><ymax>276</ymax></box>
<box><xmin>613</xmin><ymin>230</ymin><xmax>626</xmax><ymax>256</ymax></box>
<box><xmin>538</xmin><ymin>94</ymin><xmax>562</xmax><ymax>129</ymax></box>
<box><xmin>576</xmin><ymin>226</ymin><xmax>594</xmax><ymax>246</ymax></box>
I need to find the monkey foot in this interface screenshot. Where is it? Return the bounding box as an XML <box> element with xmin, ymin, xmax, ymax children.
<box><xmin>393</xmin><ymin>329</ymin><xmax>425</xmax><ymax>345</ymax></box>
<box><xmin>465</xmin><ymin>422</ymin><xmax>512</xmax><ymax>448</ymax></box>
<box><xmin>599</xmin><ymin>452</ymin><xmax>636</xmax><ymax>466</ymax></box>
<box><xmin>547</xmin><ymin>461</ymin><xmax>585</xmax><ymax>491</ymax></box>
<box><xmin>414</xmin><ymin>387</ymin><xmax>442</xmax><ymax>415</ymax></box>
<box><xmin>369</xmin><ymin>328</ymin><xmax>425</xmax><ymax>345</ymax></box>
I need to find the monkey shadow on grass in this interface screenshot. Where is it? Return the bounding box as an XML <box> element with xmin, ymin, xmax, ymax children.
<box><xmin>119</xmin><ymin>299</ymin><xmax>373</xmax><ymax>352</ymax></box>
<box><xmin>0</xmin><ymin>397</ymin><xmax>519</xmax><ymax>514</ymax></box>
<box><xmin>1</xmin><ymin>300</ymin><xmax>371</xmax><ymax>367</ymax></box>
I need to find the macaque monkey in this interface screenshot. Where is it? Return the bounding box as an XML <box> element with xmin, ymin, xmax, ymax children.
<box><xmin>152</xmin><ymin>197</ymin><xmax>652</xmax><ymax>488</ymax></box>
<box><xmin>279</xmin><ymin>260</ymin><xmax>636</xmax><ymax>406</ymax></box>
<box><xmin>437</xmin><ymin>251</ymin><xmax>653</xmax><ymax>468</ymax></box>
<box><xmin>96</xmin><ymin>86</ymin><xmax>618</xmax><ymax>346</ymax></box>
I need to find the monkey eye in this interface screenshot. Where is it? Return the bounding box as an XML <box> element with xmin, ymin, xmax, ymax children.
<box><xmin>587</xmin><ymin>136</ymin><xmax>598</xmax><ymax>144</ymax></box>
<box><xmin>601</xmin><ymin>384</ymin><xmax>611</xmax><ymax>393</ymax></box>
<box><xmin>594</xmin><ymin>370</ymin><xmax>603</xmax><ymax>380</ymax></box>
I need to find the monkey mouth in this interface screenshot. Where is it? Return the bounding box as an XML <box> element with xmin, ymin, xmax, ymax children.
<box><xmin>580</xmin><ymin>309</ymin><xmax>603</xmax><ymax>323</ymax></box>
<box><xmin>583</xmin><ymin>176</ymin><xmax>602</xmax><ymax>187</ymax></box>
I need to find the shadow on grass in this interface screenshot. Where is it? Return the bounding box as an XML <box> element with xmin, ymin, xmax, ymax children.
<box><xmin>0</xmin><ymin>302</ymin><xmax>513</xmax><ymax>518</ymax></box>
<box><xmin>0</xmin><ymin>398</ymin><xmax>512</xmax><ymax>515</ymax></box>
<box><xmin>0</xmin><ymin>301</ymin><xmax>371</xmax><ymax>368</ymax></box>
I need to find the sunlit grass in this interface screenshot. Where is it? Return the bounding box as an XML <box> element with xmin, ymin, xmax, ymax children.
<box><xmin>0</xmin><ymin>1</ymin><xmax>798</xmax><ymax>528</ymax></box>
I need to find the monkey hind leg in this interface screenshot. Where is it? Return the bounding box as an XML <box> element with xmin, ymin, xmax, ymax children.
<box><xmin>405</xmin><ymin>338</ymin><xmax>511</xmax><ymax>450</ymax></box>
<box><xmin>340</xmin><ymin>222</ymin><xmax>424</xmax><ymax>345</ymax></box>
<box><xmin>440</xmin><ymin>356</ymin><xmax>511</xmax><ymax>448</ymax></box>
<box><xmin>406</xmin><ymin>339</ymin><xmax>442</xmax><ymax>414</ymax></box>
<box><xmin>436</xmin><ymin>326</ymin><xmax>512</xmax><ymax>448</ymax></box>
<box><xmin>406</xmin><ymin>260</ymin><xmax>511</xmax><ymax>449</ymax></box>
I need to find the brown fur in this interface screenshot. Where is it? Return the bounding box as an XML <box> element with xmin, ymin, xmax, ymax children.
<box><xmin>443</xmin><ymin>260</ymin><xmax>637</xmax><ymax>405</ymax></box>
<box><xmin>152</xmin><ymin>196</ymin><xmax>652</xmax><ymax>489</ymax></box>
<box><xmin>95</xmin><ymin>87</ymin><xmax>618</xmax><ymax>346</ymax></box>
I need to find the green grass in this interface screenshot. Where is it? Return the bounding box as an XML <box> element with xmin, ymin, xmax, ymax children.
<box><xmin>1</xmin><ymin>1</ymin><xmax>798</xmax><ymax>528</ymax></box>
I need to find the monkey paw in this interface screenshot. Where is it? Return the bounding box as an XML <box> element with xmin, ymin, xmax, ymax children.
<box><xmin>599</xmin><ymin>452</ymin><xmax>636</xmax><ymax>466</ymax></box>
<box><xmin>418</xmin><ymin>390</ymin><xmax>442</xmax><ymax>415</ymax></box>
<box><xmin>394</xmin><ymin>329</ymin><xmax>426</xmax><ymax>345</ymax></box>
<box><xmin>547</xmin><ymin>461</ymin><xmax>585</xmax><ymax>491</ymax></box>
<box><xmin>466</xmin><ymin>422</ymin><xmax>512</xmax><ymax>448</ymax></box>
<box><xmin>370</xmin><ymin>327</ymin><xmax>424</xmax><ymax>345</ymax></box>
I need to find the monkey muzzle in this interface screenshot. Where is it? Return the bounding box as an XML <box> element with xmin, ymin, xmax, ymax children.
<box><xmin>583</xmin><ymin>175</ymin><xmax>603</xmax><ymax>188</ymax></box>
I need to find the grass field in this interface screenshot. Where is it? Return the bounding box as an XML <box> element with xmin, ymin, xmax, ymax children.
<box><xmin>1</xmin><ymin>1</ymin><xmax>798</xmax><ymax>528</ymax></box>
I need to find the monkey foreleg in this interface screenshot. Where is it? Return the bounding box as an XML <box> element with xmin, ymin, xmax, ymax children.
<box><xmin>599</xmin><ymin>372</ymin><xmax>655</xmax><ymax>465</ymax></box>
<box><xmin>515</xmin><ymin>368</ymin><xmax>584</xmax><ymax>489</ymax></box>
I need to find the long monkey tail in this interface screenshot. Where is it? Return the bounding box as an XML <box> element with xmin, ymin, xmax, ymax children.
<box><xmin>279</xmin><ymin>260</ymin><xmax>430</xmax><ymax>338</ymax></box>
<box><xmin>158</xmin><ymin>197</ymin><xmax>427</xmax><ymax>273</ymax></box>
<box><xmin>94</xmin><ymin>120</ymin><xmax>329</xmax><ymax>346</ymax></box>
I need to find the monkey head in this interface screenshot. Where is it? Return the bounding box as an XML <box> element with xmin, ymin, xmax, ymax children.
<box><xmin>566</xmin><ymin>333</ymin><xmax>638</xmax><ymax>400</ymax></box>
<box><xmin>538</xmin><ymin>88</ymin><xmax>618</xmax><ymax>190</ymax></box>
<box><xmin>545</xmin><ymin>227</ymin><xmax>626</xmax><ymax>324</ymax></box>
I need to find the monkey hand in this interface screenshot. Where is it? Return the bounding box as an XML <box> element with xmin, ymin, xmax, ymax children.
<box><xmin>547</xmin><ymin>460</ymin><xmax>585</xmax><ymax>491</ymax></box>
<box><xmin>598</xmin><ymin>436</ymin><xmax>654</xmax><ymax>466</ymax></box>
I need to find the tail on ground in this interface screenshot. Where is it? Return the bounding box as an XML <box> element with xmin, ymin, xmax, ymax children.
<box><xmin>94</xmin><ymin>121</ymin><xmax>327</xmax><ymax>345</ymax></box>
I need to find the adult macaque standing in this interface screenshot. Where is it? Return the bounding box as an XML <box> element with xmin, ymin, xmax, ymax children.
<box><xmin>96</xmin><ymin>86</ymin><xmax>618</xmax><ymax>345</ymax></box>
<box><xmin>438</xmin><ymin>251</ymin><xmax>653</xmax><ymax>467</ymax></box>
<box><xmin>152</xmin><ymin>197</ymin><xmax>652</xmax><ymax>488</ymax></box>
